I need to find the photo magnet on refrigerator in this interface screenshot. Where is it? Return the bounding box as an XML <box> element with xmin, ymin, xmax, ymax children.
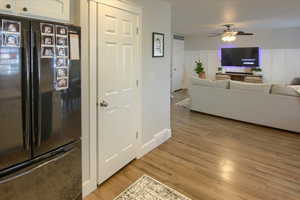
<box><xmin>2</xmin><ymin>19</ymin><xmax>21</xmax><ymax>47</ymax></box>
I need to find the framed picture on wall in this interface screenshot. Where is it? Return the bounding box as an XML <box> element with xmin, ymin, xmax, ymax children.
<box><xmin>152</xmin><ymin>32</ymin><xmax>164</xmax><ymax>57</ymax></box>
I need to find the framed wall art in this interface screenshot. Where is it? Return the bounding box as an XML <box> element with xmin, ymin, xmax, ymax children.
<box><xmin>152</xmin><ymin>32</ymin><xmax>164</xmax><ymax>57</ymax></box>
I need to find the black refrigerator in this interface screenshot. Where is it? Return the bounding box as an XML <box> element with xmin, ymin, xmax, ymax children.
<box><xmin>0</xmin><ymin>14</ymin><xmax>82</xmax><ymax>200</ymax></box>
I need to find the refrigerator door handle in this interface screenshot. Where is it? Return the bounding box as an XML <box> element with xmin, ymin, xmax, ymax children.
<box><xmin>37</xmin><ymin>91</ymin><xmax>42</xmax><ymax>147</ymax></box>
<box><xmin>32</xmin><ymin>31</ymin><xmax>42</xmax><ymax>147</ymax></box>
<box><xmin>22</xmin><ymin>44</ymin><xmax>31</xmax><ymax>151</ymax></box>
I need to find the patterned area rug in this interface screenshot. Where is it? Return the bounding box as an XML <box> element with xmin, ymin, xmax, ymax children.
<box><xmin>114</xmin><ymin>175</ymin><xmax>191</xmax><ymax>200</ymax></box>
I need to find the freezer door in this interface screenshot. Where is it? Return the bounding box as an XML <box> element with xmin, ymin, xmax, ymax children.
<box><xmin>0</xmin><ymin>142</ymin><xmax>82</xmax><ymax>200</ymax></box>
<box><xmin>31</xmin><ymin>21</ymin><xmax>81</xmax><ymax>157</ymax></box>
<box><xmin>0</xmin><ymin>16</ymin><xmax>31</xmax><ymax>172</ymax></box>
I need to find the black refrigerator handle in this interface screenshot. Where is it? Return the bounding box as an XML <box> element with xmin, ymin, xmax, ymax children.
<box><xmin>21</xmin><ymin>30</ymin><xmax>30</xmax><ymax>151</ymax></box>
<box><xmin>20</xmin><ymin>47</ymin><xmax>30</xmax><ymax>150</ymax></box>
<box><xmin>32</xmin><ymin>31</ymin><xmax>42</xmax><ymax>147</ymax></box>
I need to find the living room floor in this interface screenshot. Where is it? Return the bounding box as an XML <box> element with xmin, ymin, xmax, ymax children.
<box><xmin>86</xmin><ymin>90</ymin><xmax>300</xmax><ymax>200</ymax></box>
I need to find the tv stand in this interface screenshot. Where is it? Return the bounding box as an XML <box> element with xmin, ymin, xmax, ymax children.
<box><xmin>226</xmin><ymin>72</ymin><xmax>252</xmax><ymax>75</ymax></box>
<box><xmin>216</xmin><ymin>73</ymin><xmax>263</xmax><ymax>83</ymax></box>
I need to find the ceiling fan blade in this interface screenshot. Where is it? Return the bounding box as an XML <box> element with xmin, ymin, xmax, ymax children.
<box><xmin>208</xmin><ymin>25</ymin><xmax>255</xmax><ymax>38</ymax></box>
<box><xmin>236</xmin><ymin>31</ymin><xmax>254</xmax><ymax>36</ymax></box>
<box><xmin>208</xmin><ymin>33</ymin><xmax>223</xmax><ymax>37</ymax></box>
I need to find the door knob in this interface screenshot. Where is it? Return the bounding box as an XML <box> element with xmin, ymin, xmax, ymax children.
<box><xmin>23</xmin><ymin>7</ymin><xmax>28</xmax><ymax>12</ymax></box>
<box><xmin>100</xmin><ymin>101</ymin><xmax>109</xmax><ymax>107</ymax></box>
<box><xmin>6</xmin><ymin>4</ymin><xmax>11</xmax><ymax>9</ymax></box>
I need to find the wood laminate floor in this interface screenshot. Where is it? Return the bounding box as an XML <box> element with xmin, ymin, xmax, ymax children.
<box><xmin>85</xmin><ymin>90</ymin><xmax>300</xmax><ymax>200</ymax></box>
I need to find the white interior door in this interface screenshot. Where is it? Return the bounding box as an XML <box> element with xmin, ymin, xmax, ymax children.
<box><xmin>97</xmin><ymin>3</ymin><xmax>139</xmax><ymax>184</ymax></box>
<box><xmin>172</xmin><ymin>38</ymin><xmax>185</xmax><ymax>92</ymax></box>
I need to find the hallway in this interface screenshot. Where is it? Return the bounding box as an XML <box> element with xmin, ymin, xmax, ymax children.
<box><xmin>86</xmin><ymin>90</ymin><xmax>300</xmax><ymax>200</ymax></box>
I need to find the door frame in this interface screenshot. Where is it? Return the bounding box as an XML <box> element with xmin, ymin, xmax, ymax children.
<box><xmin>171</xmin><ymin>37</ymin><xmax>185</xmax><ymax>92</ymax></box>
<box><xmin>89</xmin><ymin>0</ymin><xmax>143</xmax><ymax>185</ymax></box>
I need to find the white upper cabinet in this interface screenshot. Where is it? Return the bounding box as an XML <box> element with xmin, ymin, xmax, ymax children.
<box><xmin>16</xmin><ymin>0</ymin><xmax>70</xmax><ymax>21</ymax></box>
<box><xmin>0</xmin><ymin>0</ymin><xmax>16</xmax><ymax>14</ymax></box>
<box><xmin>0</xmin><ymin>0</ymin><xmax>70</xmax><ymax>22</ymax></box>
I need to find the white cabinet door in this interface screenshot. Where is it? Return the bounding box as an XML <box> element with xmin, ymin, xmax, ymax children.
<box><xmin>16</xmin><ymin>0</ymin><xmax>70</xmax><ymax>21</ymax></box>
<box><xmin>0</xmin><ymin>0</ymin><xmax>16</xmax><ymax>14</ymax></box>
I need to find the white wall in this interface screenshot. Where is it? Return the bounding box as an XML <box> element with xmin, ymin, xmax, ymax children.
<box><xmin>70</xmin><ymin>2</ymin><xmax>94</xmax><ymax>194</ymax></box>
<box><xmin>71</xmin><ymin>0</ymin><xmax>98</xmax><ymax>197</ymax></box>
<box><xmin>184</xmin><ymin>28</ymin><xmax>300</xmax><ymax>86</ymax></box>
<box><xmin>77</xmin><ymin>0</ymin><xmax>172</xmax><ymax>197</ymax></box>
<box><xmin>185</xmin><ymin>50</ymin><xmax>300</xmax><ymax>85</ymax></box>
<box><xmin>132</xmin><ymin>0</ymin><xmax>172</xmax><ymax>144</ymax></box>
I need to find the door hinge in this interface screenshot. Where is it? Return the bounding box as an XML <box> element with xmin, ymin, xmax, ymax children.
<box><xmin>97</xmin><ymin>97</ymin><xmax>101</xmax><ymax>106</ymax></box>
<box><xmin>136</xmin><ymin>80</ymin><xmax>139</xmax><ymax>88</ymax></box>
<box><xmin>136</xmin><ymin>131</ymin><xmax>139</xmax><ymax>139</ymax></box>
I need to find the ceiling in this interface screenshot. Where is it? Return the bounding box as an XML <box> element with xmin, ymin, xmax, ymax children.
<box><xmin>161</xmin><ymin>0</ymin><xmax>300</xmax><ymax>36</ymax></box>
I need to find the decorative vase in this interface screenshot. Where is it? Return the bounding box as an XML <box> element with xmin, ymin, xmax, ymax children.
<box><xmin>199</xmin><ymin>72</ymin><xmax>206</xmax><ymax>79</ymax></box>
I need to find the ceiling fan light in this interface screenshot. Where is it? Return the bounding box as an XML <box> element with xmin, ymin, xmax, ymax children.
<box><xmin>222</xmin><ymin>36</ymin><xmax>228</xmax><ymax>42</ymax></box>
<box><xmin>222</xmin><ymin>35</ymin><xmax>236</xmax><ymax>42</ymax></box>
<box><xmin>229</xmin><ymin>35</ymin><xmax>236</xmax><ymax>41</ymax></box>
<box><xmin>210</xmin><ymin>24</ymin><xmax>251</xmax><ymax>42</ymax></box>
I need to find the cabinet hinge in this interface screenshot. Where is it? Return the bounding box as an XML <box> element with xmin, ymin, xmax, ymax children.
<box><xmin>136</xmin><ymin>80</ymin><xmax>139</xmax><ymax>88</ymax></box>
<box><xmin>136</xmin><ymin>27</ymin><xmax>139</xmax><ymax>35</ymax></box>
<box><xmin>136</xmin><ymin>131</ymin><xmax>139</xmax><ymax>139</ymax></box>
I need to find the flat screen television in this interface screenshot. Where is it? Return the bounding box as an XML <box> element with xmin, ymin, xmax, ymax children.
<box><xmin>221</xmin><ymin>47</ymin><xmax>259</xmax><ymax>67</ymax></box>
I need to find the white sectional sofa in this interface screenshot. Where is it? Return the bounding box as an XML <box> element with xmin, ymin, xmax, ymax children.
<box><xmin>189</xmin><ymin>78</ymin><xmax>300</xmax><ymax>133</ymax></box>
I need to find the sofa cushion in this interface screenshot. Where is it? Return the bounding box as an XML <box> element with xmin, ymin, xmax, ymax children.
<box><xmin>271</xmin><ymin>84</ymin><xmax>300</xmax><ymax>97</ymax></box>
<box><xmin>230</xmin><ymin>81</ymin><xmax>272</xmax><ymax>94</ymax></box>
<box><xmin>191</xmin><ymin>78</ymin><xmax>229</xmax><ymax>89</ymax></box>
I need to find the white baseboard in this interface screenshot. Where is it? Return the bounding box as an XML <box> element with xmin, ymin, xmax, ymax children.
<box><xmin>82</xmin><ymin>180</ymin><xmax>97</xmax><ymax>198</ymax></box>
<box><xmin>137</xmin><ymin>129</ymin><xmax>172</xmax><ymax>159</ymax></box>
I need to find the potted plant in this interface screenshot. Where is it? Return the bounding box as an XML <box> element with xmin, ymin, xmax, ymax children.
<box><xmin>251</xmin><ymin>67</ymin><xmax>263</xmax><ymax>76</ymax></box>
<box><xmin>195</xmin><ymin>60</ymin><xmax>206</xmax><ymax>79</ymax></box>
<box><xmin>218</xmin><ymin>67</ymin><xmax>226</xmax><ymax>73</ymax></box>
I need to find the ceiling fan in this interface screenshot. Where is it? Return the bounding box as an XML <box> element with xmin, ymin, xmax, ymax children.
<box><xmin>209</xmin><ymin>24</ymin><xmax>255</xmax><ymax>42</ymax></box>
